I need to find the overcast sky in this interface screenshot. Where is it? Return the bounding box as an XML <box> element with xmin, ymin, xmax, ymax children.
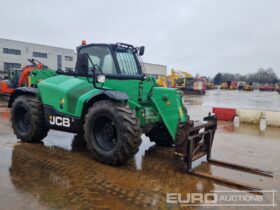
<box><xmin>0</xmin><ymin>0</ymin><xmax>279</xmax><ymax>77</ymax></box>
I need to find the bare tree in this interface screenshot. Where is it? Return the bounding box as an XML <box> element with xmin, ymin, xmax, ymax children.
<box><xmin>212</xmin><ymin>68</ymin><xmax>279</xmax><ymax>84</ymax></box>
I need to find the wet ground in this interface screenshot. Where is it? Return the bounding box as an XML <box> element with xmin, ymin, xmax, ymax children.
<box><xmin>0</xmin><ymin>91</ymin><xmax>280</xmax><ymax>209</ymax></box>
<box><xmin>185</xmin><ymin>90</ymin><xmax>280</xmax><ymax>112</ymax></box>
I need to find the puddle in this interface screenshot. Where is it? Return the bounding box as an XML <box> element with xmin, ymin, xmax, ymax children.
<box><xmin>7</xmin><ymin>141</ymin><xmax>203</xmax><ymax>209</ymax></box>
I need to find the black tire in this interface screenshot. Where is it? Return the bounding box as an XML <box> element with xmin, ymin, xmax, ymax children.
<box><xmin>146</xmin><ymin>124</ymin><xmax>174</xmax><ymax>147</ymax></box>
<box><xmin>11</xmin><ymin>95</ymin><xmax>49</xmax><ymax>143</ymax></box>
<box><xmin>84</xmin><ymin>100</ymin><xmax>142</xmax><ymax>165</ymax></box>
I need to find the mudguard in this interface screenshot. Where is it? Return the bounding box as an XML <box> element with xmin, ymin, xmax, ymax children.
<box><xmin>8</xmin><ymin>87</ymin><xmax>38</xmax><ymax>108</ymax></box>
<box><xmin>86</xmin><ymin>90</ymin><xmax>129</xmax><ymax>103</ymax></box>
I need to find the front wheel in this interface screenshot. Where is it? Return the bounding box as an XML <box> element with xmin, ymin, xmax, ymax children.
<box><xmin>84</xmin><ymin>100</ymin><xmax>142</xmax><ymax>165</ymax></box>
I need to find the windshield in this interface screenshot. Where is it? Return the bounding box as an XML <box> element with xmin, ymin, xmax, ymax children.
<box><xmin>115</xmin><ymin>48</ymin><xmax>140</xmax><ymax>75</ymax></box>
<box><xmin>80</xmin><ymin>46</ymin><xmax>117</xmax><ymax>75</ymax></box>
<box><xmin>9</xmin><ymin>70</ymin><xmax>21</xmax><ymax>83</ymax></box>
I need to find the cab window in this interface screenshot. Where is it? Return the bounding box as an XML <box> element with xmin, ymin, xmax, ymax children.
<box><xmin>79</xmin><ymin>46</ymin><xmax>117</xmax><ymax>74</ymax></box>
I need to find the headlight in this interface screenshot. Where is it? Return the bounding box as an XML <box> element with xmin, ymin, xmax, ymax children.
<box><xmin>97</xmin><ymin>75</ymin><xmax>106</xmax><ymax>83</ymax></box>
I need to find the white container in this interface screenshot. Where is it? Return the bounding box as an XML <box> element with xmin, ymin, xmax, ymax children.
<box><xmin>263</xmin><ymin>111</ymin><xmax>280</xmax><ymax>127</ymax></box>
<box><xmin>237</xmin><ymin>109</ymin><xmax>262</xmax><ymax>124</ymax></box>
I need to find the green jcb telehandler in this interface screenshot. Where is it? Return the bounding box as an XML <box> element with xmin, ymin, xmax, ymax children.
<box><xmin>8</xmin><ymin>42</ymin><xmax>272</xmax><ymax>192</ymax></box>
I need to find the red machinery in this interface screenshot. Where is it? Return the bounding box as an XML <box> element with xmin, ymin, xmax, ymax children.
<box><xmin>230</xmin><ymin>80</ymin><xmax>238</xmax><ymax>90</ymax></box>
<box><xmin>259</xmin><ymin>84</ymin><xmax>275</xmax><ymax>91</ymax></box>
<box><xmin>0</xmin><ymin>59</ymin><xmax>45</xmax><ymax>95</ymax></box>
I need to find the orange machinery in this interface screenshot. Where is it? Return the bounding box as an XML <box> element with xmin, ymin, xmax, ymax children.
<box><xmin>0</xmin><ymin>59</ymin><xmax>45</xmax><ymax>95</ymax></box>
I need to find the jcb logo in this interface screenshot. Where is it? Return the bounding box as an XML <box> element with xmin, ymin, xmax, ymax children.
<box><xmin>49</xmin><ymin>115</ymin><xmax>70</xmax><ymax>127</ymax></box>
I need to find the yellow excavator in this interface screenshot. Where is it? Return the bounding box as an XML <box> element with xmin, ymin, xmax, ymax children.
<box><xmin>157</xmin><ymin>69</ymin><xmax>192</xmax><ymax>88</ymax></box>
<box><xmin>157</xmin><ymin>76</ymin><xmax>168</xmax><ymax>88</ymax></box>
<box><xmin>244</xmin><ymin>82</ymin><xmax>253</xmax><ymax>91</ymax></box>
<box><xmin>157</xmin><ymin>69</ymin><xmax>206</xmax><ymax>94</ymax></box>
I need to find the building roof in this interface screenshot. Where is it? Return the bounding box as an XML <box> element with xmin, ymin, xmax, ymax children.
<box><xmin>0</xmin><ymin>37</ymin><xmax>74</xmax><ymax>51</ymax></box>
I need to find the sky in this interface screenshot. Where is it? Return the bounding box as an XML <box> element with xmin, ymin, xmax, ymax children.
<box><xmin>0</xmin><ymin>0</ymin><xmax>279</xmax><ymax>77</ymax></box>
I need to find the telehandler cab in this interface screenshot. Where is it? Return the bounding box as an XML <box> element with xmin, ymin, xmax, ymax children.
<box><xmin>9</xmin><ymin>42</ymin><xmax>272</xmax><ymax>192</ymax></box>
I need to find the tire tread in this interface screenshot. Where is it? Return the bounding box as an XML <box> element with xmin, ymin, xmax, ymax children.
<box><xmin>84</xmin><ymin>100</ymin><xmax>142</xmax><ymax>165</ymax></box>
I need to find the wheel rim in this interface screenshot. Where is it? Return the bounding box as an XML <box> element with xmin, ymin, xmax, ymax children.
<box><xmin>93</xmin><ymin>116</ymin><xmax>117</xmax><ymax>151</ymax></box>
<box><xmin>14</xmin><ymin>105</ymin><xmax>31</xmax><ymax>133</ymax></box>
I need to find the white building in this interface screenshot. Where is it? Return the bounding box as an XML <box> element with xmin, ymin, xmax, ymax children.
<box><xmin>0</xmin><ymin>38</ymin><xmax>167</xmax><ymax>78</ymax></box>
<box><xmin>0</xmin><ymin>38</ymin><xmax>76</xmax><ymax>78</ymax></box>
<box><xmin>142</xmin><ymin>62</ymin><xmax>167</xmax><ymax>78</ymax></box>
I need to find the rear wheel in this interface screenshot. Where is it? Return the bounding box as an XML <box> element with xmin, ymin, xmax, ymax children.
<box><xmin>84</xmin><ymin>100</ymin><xmax>142</xmax><ymax>165</ymax></box>
<box><xmin>146</xmin><ymin>124</ymin><xmax>174</xmax><ymax>147</ymax></box>
<box><xmin>11</xmin><ymin>95</ymin><xmax>49</xmax><ymax>143</ymax></box>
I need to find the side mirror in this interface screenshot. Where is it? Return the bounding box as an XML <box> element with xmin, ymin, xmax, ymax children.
<box><xmin>139</xmin><ymin>46</ymin><xmax>145</xmax><ymax>56</ymax></box>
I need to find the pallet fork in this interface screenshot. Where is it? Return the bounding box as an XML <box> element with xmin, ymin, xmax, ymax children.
<box><xmin>175</xmin><ymin>115</ymin><xmax>273</xmax><ymax>194</ymax></box>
